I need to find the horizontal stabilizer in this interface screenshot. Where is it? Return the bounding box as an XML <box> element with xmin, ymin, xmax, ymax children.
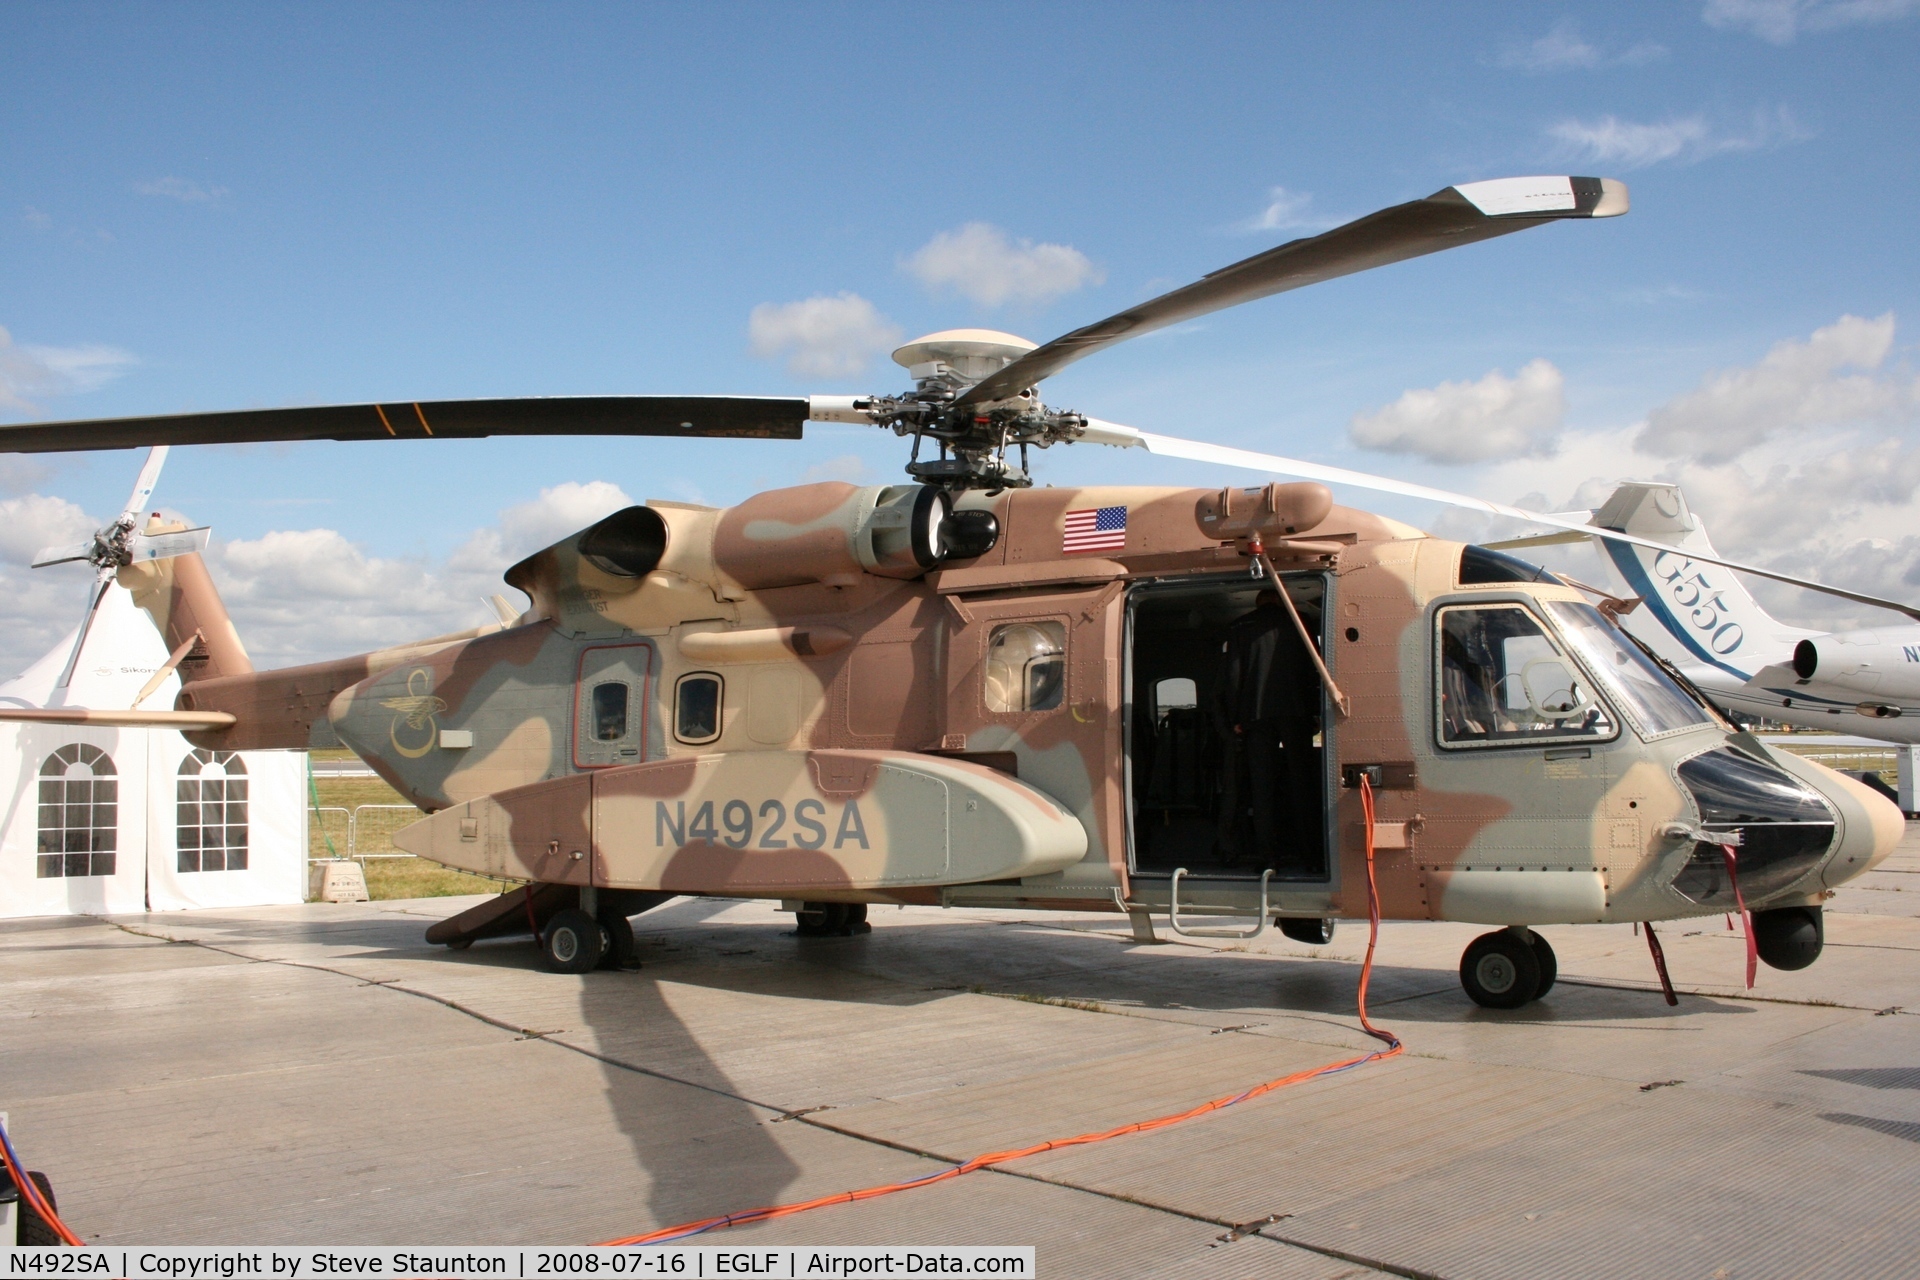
<box><xmin>0</xmin><ymin>707</ymin><xmax>237</xmax><ymax>728</ymax></box>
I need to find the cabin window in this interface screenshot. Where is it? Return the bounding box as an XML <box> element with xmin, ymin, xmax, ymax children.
<box><xmin>1154</xmin><ymin>676</ymin><xmax>1198</xmax><ymax>714</ymax></box>
<box><xmin>592</xmin><ymin>682</ymin><xmax>629</xmax><ymax>741</ymax></box>
<box><xmin>36</xmin><ymin>743</ymin><xmax>117</xmax><ymax>878</ymax></box>
<box><xmin>1436</xmin><ymin>604</ymin><xmax>1617</xmax><ymax>748</ymax></box>
<box><xmin>178</xmin><ymin>749</ymin><xmax>248</xmax><ymax>872</ymax></box>
<box><xmin>675</xmin><ymin>673</ymin><xmax>723</xmax><ymax>743</ymax></box>
<box><xmin>986</xmin><ymin>622</ymin><xmax>1066</xmax><ymax>713</ymax></box>
<box><xmin>1459</xmin><ymin>544</ymin><xmax>1561</xmax><ymax>585</ymax></box>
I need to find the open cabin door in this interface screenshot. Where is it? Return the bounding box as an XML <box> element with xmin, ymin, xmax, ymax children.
<box><xmin>1126</xmin><ymin>573</ymin><xmax>1333</xmax><ymax>884</ymax></box>
<box><xmin>573</xmin><ymin>641</ymin><xmax>655</xmax><ymax>769</ymax></box>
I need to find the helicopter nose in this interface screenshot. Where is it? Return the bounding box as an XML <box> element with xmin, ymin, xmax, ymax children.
<box><xmin>1819</xmin><ymin>768</ymin><xmax>1905</xmax><ymax>890</ymax></box>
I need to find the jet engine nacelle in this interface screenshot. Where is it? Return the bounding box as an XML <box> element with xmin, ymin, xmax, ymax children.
<box><xmin>1790</xmin><ymin>630</ymin><xmax>1920</xmax><ymax>705</ymax></box>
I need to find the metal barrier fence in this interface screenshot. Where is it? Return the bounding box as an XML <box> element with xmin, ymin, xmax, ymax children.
<box><xmin>348</xmin><ymin>803</ymin><xmax>424</xmax><ymax>859</ymax></box>
<box><xmin>306</xmin><ymin>803</ymin><xmax>425</xmax><ymax>865</ymax></box>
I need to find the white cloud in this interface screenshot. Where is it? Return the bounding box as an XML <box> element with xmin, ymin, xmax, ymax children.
<box><xmin>800</xmin><ymin>454</ymin><xmax>868</xmax><ymax>484</ymax></box>
<box><xmin>1496</xmin><ymin>19</ymin><xmax>1668</xmax><ymax>71</ymax></box>
<box><xmin>133</xmin><ymin>176</ymin><xmax>230</xmax><ymax>203</ymax></box>
<box><xmin>1546</xmin><ymin>107</ymin><xmax>1808</xmax><ymax>169</ymax></box>
<box><xmin>903</xmin><ymin>223</ymin><xmax>1104</xmax><ymax>308</ymax></box>
<box><xmin>0</xmin><ymin>494</ymin><xmax>97</xmax><ymax>567</ymax></box>
<box><xmin>446</xmin><ymin>480</ymin><xmax>632</xmax><ymax>573</ymax></box>
<box><xmin>748</xmin><ymin>293</ymin><xmax>901</xmax><ymax>380</ymax></box>
<box><xmin>22</xmin><ymin>206</ymin><xmax>51</xmax><ymax>231</ymax></box>
<box><xmin>0</xmin><ymin>324</ymin><xmax>137</xmax><ymax>413</ymax></box>
<box><xmin>1704</xmin><ymin>0</ymin><xmax>1918</xmax><ymax>44</ymax></box>
<box><xmin>1413</xmin><ymin>316</ymin><xmax>1920</xmax><ymax>631</ymax></box>
<box><xmin>1349</xmin><ymin>359</ymin><xmax>1566</xmax><ymax>463</ymax></box>
<box><xmin>0</xmin><ymin>477</ymin><xmax>658</xmax><ymax>675</ymax></box>
<box><xmin>1637</xmin><ymin>313</ymin><xmax>1913</xmax><ymax>463</ymax></box>
<box><xmin>1245</xmin><ymin>187</ymin><xmax>1338</xmax><ymax>234</ymax></box>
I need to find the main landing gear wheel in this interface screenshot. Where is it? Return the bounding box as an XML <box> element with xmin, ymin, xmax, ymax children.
<box><xmin>1278</xmin><ymin>917</ymin><xmax>1336</xmax><ymax>945</ymax></box>
<box><xmin>1460</xmin><ymin>929</ymin><xmax>1543</xmax><ymax>1009</ymax></box>
<box><xmin>1528</xmin><ymin>930</ymin><xmax>1557</xmax><ymax>998</ymax></box>
<box><xmin>596</xmin><ymin>910</ymin><xmax>639</xmax><ymax>970</ymax></box>
<box><xmin>540</xmin><ymin>907</ymin><xmax>606</xmax><ymax>973</ymax></box>
<box><xmin>794</xmin><ymin>902</ymin><xmax>871</xmax><ymax>937</ymax></box>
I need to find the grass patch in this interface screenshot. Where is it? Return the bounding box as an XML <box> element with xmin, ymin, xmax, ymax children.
<box><xmin>305</xmin><ymin>752</ymin><xmax>518</xmax><ymax>901</ymax></box>
<box><xmin>360</xmin><ymin>857</ymin><xmax>518</xmax><ymax>900</ymax></box>
<box><xmin>1003</xmin><ymin>990</ymin><xmax>1108</xmax><ymax>1014</ymax></box>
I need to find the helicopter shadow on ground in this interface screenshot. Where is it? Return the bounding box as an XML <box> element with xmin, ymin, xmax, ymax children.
<box><xmin>396</xmin><ymin>897</ymin><xmax>1764</xmax><ymax>1231</ymax></box>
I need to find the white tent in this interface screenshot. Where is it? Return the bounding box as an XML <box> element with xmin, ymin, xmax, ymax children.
<box><xmin>0</xmin><ymin>585</ymin><xmax>307</xmax><ymax>919</ymax></box>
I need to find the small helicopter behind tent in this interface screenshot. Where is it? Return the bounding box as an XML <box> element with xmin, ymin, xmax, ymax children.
<box><xmin>0</xmin><ymin>174</ymin><xmax>1905</xmax><ymax>1009</ymax></box>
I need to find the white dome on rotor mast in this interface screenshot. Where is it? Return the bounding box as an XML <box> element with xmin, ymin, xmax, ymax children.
<box><xmin>892</xmin><ymin>330</ymin><xmax>1037</xmax><ymax>387</ymax></box>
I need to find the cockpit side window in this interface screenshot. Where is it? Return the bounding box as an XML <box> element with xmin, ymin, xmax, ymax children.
<box><xmin>986</xmin><ymin>621</ymin><xmax>1066</xmax><ymax>713</ymax></box>
<box><xmin>1436</xmin><ymin>604</ymin><xmax>1617</xmax><ymax>748</ymax></box>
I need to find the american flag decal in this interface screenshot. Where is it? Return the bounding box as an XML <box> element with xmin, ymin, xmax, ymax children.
<box><xmin>1062</xmin><ymin>504</ymin><xmax>1128</xmax><ymax>554</ymax></box>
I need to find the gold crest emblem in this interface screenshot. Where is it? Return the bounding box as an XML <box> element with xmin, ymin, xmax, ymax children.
<box><xmin>380</xmin><ymin>668</ymin><xmax>448</xmax><ymax>759</ymax></box>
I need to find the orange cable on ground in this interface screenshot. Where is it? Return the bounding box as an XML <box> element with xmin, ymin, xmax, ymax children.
<box><xmin>0</xmin><ymin>1115</ymin><xmax>85</xmax><ymax>1246</ymax></box>
<box><xmin>601</xmin><ymin>776</ymin><xmax>1404</xmax><ymax>1247</ymax></box>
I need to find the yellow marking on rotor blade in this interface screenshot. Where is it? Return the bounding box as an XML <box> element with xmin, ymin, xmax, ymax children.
<box><xmin>413</xmin><ymin>403</ymin><xmax>434</xmax><ymax>435</ymax></box>
<box><xmin>374</xmin><ymin>403</ymin><xmax>398</xmax><ymax>436</ymax></box>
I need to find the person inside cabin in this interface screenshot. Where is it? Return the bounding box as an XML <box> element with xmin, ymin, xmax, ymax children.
<box><xmin>1213</xmin><ymin>589</ymin><xmax>1321</xmax><ymax>874</ymax></box>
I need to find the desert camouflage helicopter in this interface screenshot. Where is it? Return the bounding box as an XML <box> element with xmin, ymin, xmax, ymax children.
<box><xmin>2</xmin><ymin>175</ymin><xmax>1905</xmax><ymax>1009</ymax></box>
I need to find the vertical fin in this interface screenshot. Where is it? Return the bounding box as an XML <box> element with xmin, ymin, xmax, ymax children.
<box><xmin>117</xmin><ymin>534</ymin><xmax>252</xmax><ymax>683</ymax></box>
<box><xmin>1592</xmin><ymin>483</ymin><xmax>1816</xmax><ymax>682</ymax></box>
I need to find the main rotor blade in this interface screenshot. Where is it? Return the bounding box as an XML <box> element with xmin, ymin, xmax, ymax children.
<box><xmin>0</xmin><ymin>396</ymin><xmax>809</xmax><ymax>454</ymax></box>
<box><xmin>1079</xmin><ymin>419</ymin><xmax>1920</xmax><ymax>623</ymax></box>
<box><xmin>957</xmin><ymin>176</ymin><xmax>1628</xmax><ymax>408</ymax></box>
<box><xmin>118</xmin><ymin>445</ymin><xmax>169</xmax><ymax>524</ymax></box>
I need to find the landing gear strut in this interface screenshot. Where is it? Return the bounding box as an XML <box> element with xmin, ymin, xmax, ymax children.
<box><xmin>1460</xmin><ymin>927</ymin><xmax>1557</xmax><ymax>1008</ymax></box>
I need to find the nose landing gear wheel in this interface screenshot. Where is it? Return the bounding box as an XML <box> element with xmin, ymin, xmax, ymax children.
<box><xmin>1278</xmin><ymin>917</ymin><xmax>1336</xmax><ymax>946</ymax></box>
<box><xmin>1460</xmin><ymin>929</ymin><xmax>1543</xmax><ymax>1009</ymax></box>
<box><xmin>540</xmin><ymin>907</ymin><xmax>606</xmax><ymax>973</ymax></box>
<box><xmin>1753</xmin><ymin>906</ymin><xmax>1823</xmax><ymax>970</ymax></box>
<box><xmin>596</xmin><ymin>910</ymin><xmax>639</xmax><ymax>970</ymax></box>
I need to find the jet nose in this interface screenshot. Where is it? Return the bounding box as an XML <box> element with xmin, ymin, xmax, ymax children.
<box><xmin>1819</xmin><ymin>769</ymin><xmax>1905</xmax><ymax>889</ymax></box>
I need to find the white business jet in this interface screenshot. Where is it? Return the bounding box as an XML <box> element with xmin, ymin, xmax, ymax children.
<box><xmin>1496</xmin><ymin>482</ymin><xmax>1920</xmax><ymax>744</ymax></box>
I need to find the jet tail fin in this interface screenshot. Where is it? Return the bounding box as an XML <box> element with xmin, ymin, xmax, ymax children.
<box><xmin>1590</xmin><ymin>482</ymin><xmax>1815</xmax><ymax>682</ymax></box>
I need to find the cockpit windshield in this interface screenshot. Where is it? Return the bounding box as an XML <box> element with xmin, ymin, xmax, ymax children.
<box><xmin>1547</xmin><ymin>600</ymin><xmax>1714</xmax><ymax>736</ymax></box>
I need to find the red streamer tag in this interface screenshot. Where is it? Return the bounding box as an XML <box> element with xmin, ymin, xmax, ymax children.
<box><xmin>1721</xmin><ymin>845</ymin><xmax>1757</xmax><ymax>989</ymax></box>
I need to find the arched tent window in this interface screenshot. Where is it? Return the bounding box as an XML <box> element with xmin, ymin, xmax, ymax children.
<box><xmin>178</xmin><ymin>749</ymin><xmax>248</xmax><ymax>872</ymax></box>
<box><xmin>37</xmin><ymin>744</ymin><xmax>117</xmax><ymax>879</ymax></box>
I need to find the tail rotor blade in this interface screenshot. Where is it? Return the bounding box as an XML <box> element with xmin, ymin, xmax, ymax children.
<box><xmin>55</xmin><ymin>569</ymin><xmax>115</xmax><ymax>690</ymax></box>
<box><xmin>117</xmin><ymin>445</ymin><xmax>169</xmax><ymax>525</ymax></box>
<box><xmin>31</xmin><ymin>542</ymin><xmax>96</xmax><ymax>568</ymax></box>
<box><xmin>125</xmin><ymin>525</ymin><xmax>211</xmax><ymax>564</ymax></box>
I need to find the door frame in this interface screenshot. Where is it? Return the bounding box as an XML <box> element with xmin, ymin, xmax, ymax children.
<box><xmin>571</xmin><ymin>641</ymin><xmax>657</xmax><ymax>770</ymax></box>
<box><xmin>1122</xmin><ymin>570</ymin><xmax>1339</xmax><ymax>889</ymax></box>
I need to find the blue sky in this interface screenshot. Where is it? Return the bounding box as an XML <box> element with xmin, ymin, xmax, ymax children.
<box><xmin>3</xmin><ymin>1</ymin><xmax>1918</xmax><ymax>668</ymax></box>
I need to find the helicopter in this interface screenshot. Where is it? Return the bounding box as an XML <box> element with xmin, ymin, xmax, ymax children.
<box><xmin>0</xmin><ymin>173</ymin><xmax>1904</xmax><ymax>1010</ymax></box>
